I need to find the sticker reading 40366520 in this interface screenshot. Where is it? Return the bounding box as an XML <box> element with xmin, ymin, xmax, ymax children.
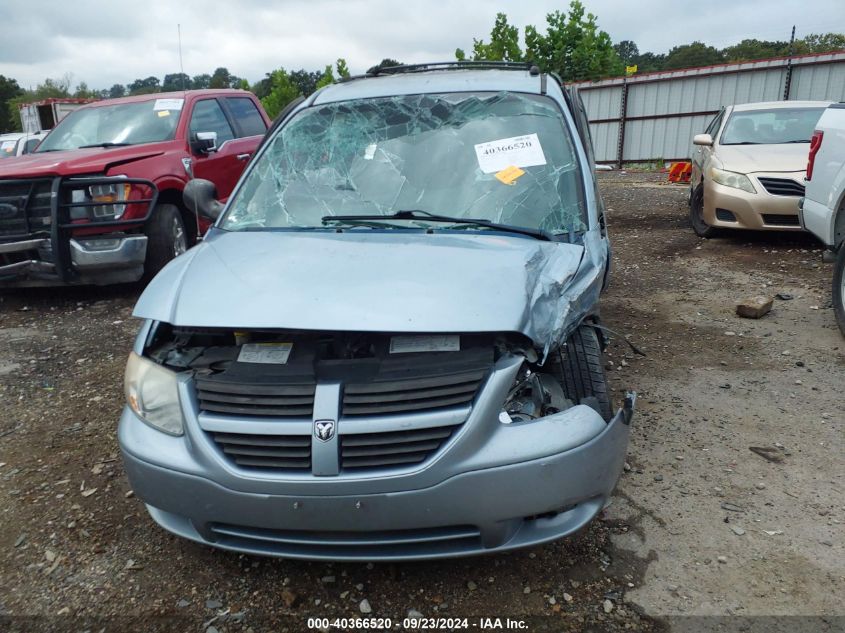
<box><xmin>474</xmin><ymin>133</ymin><xmax>546</xmax><ymax>174</ymax></box>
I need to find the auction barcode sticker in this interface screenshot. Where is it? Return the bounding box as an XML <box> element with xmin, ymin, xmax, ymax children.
<box><xmin>237</xmin><ymin>342</ymin><xmax>293</xmax><ymax>364</ymax></box>
<box><xmin>474</xmin><ymin>133</ymin><xmax>546</xmax><ymax>173</ymax></box>
<box><xmin>389</xmin><ymin>335</ymin><xmax>460</xmax><ymax>354</ymax></box>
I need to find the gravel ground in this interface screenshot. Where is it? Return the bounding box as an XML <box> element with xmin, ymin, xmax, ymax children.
<box><xmin>0</xmin><ymin>171</ymin><xmax>842</xmax><ymax>633</ymax></box>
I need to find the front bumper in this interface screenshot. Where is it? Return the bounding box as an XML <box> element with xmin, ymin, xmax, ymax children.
<box><xmin>703</xmin><ymin>172</ymin><xmax>804</xmax><ymax>231</ymax></box>
<box><xmin>0</xmin><ymin>235</ymin><xmax>147</xmax><ymax>286</ymax></box>
<box><xmin>119</xmin><ymin>362</ymin><xmax>634</xmax><ymax>561</ymax></box>
<box><xmin>0</xmin><ymin>175</ymin><xmax>157</xmax><ymax>286</ymax></box>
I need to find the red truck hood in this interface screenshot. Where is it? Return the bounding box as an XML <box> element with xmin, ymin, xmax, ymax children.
<box><xmin>0</xmin><ymin>145</ymin><xmax>167</xmax><ymax>178</ymax></box>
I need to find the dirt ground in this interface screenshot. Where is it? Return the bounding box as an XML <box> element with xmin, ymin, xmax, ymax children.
<box><xmin>0</xmin><ymin>171</ymin><xmax>842</xmax><ymax>633</ymax></box>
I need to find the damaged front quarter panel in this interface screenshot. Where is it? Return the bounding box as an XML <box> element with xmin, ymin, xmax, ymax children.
<box><xmin>523</xmin><ymin>229</ymin><xmax>607</xmax><ymax>361</ymax></box>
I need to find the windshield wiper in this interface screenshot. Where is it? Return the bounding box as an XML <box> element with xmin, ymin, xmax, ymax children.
<box><xmin>320</xmin><ymin>217</ymin><xmax>410</xmax><ymax>231</ymax></box>
<box><xmin>78</xmin><ymin>142</ymin><xmax>132</xmax><ymax>149</ymax></box>
<box><xmin>781</xmin><ymin>139</ymin><xmax>810</xmax><ymax>143</ymax></box>
<box><xmin>322</xmin><ymin>210</ymin><xmax>553</xmax><ymax>241</ymax></box>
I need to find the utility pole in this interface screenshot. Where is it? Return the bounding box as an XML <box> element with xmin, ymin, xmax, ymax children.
<box><xmin>783</xmin><ymin>25</ymin><xmax>796</xmax><ymax>100</ymax></box>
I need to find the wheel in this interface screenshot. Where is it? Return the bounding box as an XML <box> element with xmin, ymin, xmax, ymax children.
<box><xmin>144</xmin><ymin>204</ymin><xmax>187</xmax><ymax>280</ymax></box>
<box><xmin>689</xmin><ymin>184</ymin><xmax>718</xmax><ymax>238</ymax></box>
<box><xmin>833</xmin><ymin>245</ymin><xmax>845</xmax><ymax>337</ymax></box>
<box><xmin>549</xmin><ymin>323</ymin><xmax>613</xmax><ymax>421</ymax></box>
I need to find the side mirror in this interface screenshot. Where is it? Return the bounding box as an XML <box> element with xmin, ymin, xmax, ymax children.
<box><xmin>183</xmin><ymin>178</ymin><xmax>225</xmax><ymax>221</ymax></box>
<box><xmin>693</xmin><ymin>133</ymin><xmax>714</xmax><ymax>147</ymax></box>
<box><xmin>191</xmin><ymin>131</ymin><xmax>218</xmax><ymax>154</ymax></box>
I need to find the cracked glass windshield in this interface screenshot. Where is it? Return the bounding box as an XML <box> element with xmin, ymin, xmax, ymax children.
<box><xmin>222</xmin><ymin>91</ymin><xmax>587</xmax><ymax>235</ymax></box>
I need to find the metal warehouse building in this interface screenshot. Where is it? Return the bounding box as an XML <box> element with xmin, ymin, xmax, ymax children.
<box><xmin>570</xmin><ymin>50</ymin><xmax>845</xmax><ymax>166</ymax></box>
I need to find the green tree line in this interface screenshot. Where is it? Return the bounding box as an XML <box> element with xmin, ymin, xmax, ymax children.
<box><xmin>2</xmin><ymin>1</ymin><xmax>843</xmax><ymax>133</ymax></box>
<box><xmin>458</xmin><ymin>1</ymin><xmax>845</xmax><ymax>80</ymax></box>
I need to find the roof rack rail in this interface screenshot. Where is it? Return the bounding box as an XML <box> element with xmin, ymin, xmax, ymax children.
<box><xmin>339</xmin><ymin>61</ymin><xmax>542</xmax><ymax>82</ymax></box>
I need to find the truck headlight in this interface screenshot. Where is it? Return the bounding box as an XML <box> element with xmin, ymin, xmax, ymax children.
<box><xmin>90</xmin><ymin>182</ymin><xmax>131</xmax><ymax>218</ymax></box>
<box><xmin>710</xmin><ymin>167</ymin><xmax>756</xmax><ymax>194</ymax></box>
<box><xmin>124</xmin><ymin>352</ymin><xmax>183</xmax><ymax>435</ymax></box>
<box><xmin>69</xmin><ymin>181</ymin><xmax>131</xmax><ymax>220</ymax></box>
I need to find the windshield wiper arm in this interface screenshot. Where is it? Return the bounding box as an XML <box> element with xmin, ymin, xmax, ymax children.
<box><xmin>322</xmin><ymin>210</ymin><xmax>553</xmax><ymax>241</ymax></box>
<box><xmin>320</xmin><ymin>217</ymin><xmax>411</xmax><ymax>231</ymax></box>
<box><xmin>78</xmin><ymin>142</ymin><xmax>132</xmax><ymax>149</ymax></box>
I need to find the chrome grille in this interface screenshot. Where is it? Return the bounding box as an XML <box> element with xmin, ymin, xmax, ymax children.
<box><xmin>342</xmin><ymin>369</ymin><xmax>486</xmax><ymax>416</ymax></box>
<box><xmin>757</xmin><ymin>177</ymin><xmax>805</xmax><ymax>197</ymax></box>
<box><xmin>196</xmin><ymin>375</ymin><xmax>315</xmax><ymax>417</ymax></box>
<box><xmin>341</xmin><ymin>425</ymin><xmax>459</xmax><ymax>470</ymax></box>
<box><xmin>0</xmin><ymin>179</ymin><xmax>53</xmax><ymax>239</ymax></box>
<box><xmin>212</xmin><ymin>432</ymin><xmax>311</xmax><ymax>470</ymax></box>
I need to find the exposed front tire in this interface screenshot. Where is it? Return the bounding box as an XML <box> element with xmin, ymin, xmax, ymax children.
<box><xmin>689</xmin><ymin>185</ymin><xmax>718</xmax><ymax>238</ymax></box>
<box><xmin>833</xmin><ymin>245</ymin><xmax>845</xmax><ymax>337</ymax></box>
<box><xmin>550</xmin><ymin>324</ymin><xmax>613</xmax><ymax>421</ymax></box>
<box><xmin>144</xmin><ymin>204</ymin><xmax>187</xmax><ymax>281</ymax></box>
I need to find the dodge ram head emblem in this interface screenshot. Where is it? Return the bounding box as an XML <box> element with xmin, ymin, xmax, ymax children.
<box><xmin>314</xmin><ymin>420</ymin><xmax>335</xmax><ymax>442</ymax></box>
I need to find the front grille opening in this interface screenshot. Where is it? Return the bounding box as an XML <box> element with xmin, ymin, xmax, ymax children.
<box><xmin>715</xmin><ymin>208</ymin><xmax>737</xmax><ymax>222</ymax></box>
<box><xmin>761</xmin><ymin>213</ymin><xmax>800</xmax><ymax>227</ymax></box>
<box><xmin>197</xmin><ymin>376</ymin><xmax>316</xmax><ymax>418</ymax></box>
<box><xmin>0</xmin><ymin>179</ymin><xmax>53</xmax><ymax>239</ymax></box>
<box><xmin>758</xmin><ymin>177</ymin><xmax>805</xmax><ymax>197</ymax></box>
<box><xmin>212</xmin><ymin>432</ymin><xmax>311</xmax><ymax>471</ymax></box>
<box><xmin>209</xmin><ymin>522</ymin><xmax>483</xmax><ymax>558</ymax></box>
<box><xmin>340</xmin><ymin>425</ymin><xmax>459</xmax><ymax>470</ymax></box>
<box><xmin>342</xmin><ymin>370</ymin><xmax>486</xmax><ymax>416</ymax></box>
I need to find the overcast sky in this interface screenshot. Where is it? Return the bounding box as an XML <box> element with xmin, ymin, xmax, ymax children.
<box><xmin>1</xmin><ymin>0</ymin><xmax>842</xmax><ymax>89</ymax></box>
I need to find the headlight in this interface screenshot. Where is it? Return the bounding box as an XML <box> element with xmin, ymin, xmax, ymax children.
<box><xmin>90</xmin><ymin>182</ymin><xmax>131</xmax><ymax>218</ymax></box>
<box><xmin>124</xmin><ymin>352</ymin><xmax>183</xmax><ymax>435</ymax></box>
<box><xmin>710</xmin><ymin>167</ymin><xmax>756</xmax><ymax>194</ymax></box>
<box><xmin>70</xmin><ymin>180</ymin><xmax>131</xmax><ymax>220</ymax></box>
<box><xmin>500</xmin><ymin>366</ymin><xmax>573</xmax><ymax>424</ymax></box>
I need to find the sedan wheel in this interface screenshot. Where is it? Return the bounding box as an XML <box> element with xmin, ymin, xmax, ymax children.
<box><xmin>689</xmin><ymin>185</ymin><xmax>718</xmax><ymax>238</ymax></box>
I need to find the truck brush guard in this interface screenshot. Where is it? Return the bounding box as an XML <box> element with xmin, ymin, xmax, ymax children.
<box><xmin>0</xmin><ymin>175</ymin><xmax>158</xmax><ymax>284</ymax></box>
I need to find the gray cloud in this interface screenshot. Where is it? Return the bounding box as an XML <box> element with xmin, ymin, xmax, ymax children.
<box><xmin>0</xmin><ymin>0</ymin><xmax>838</xmax><ymax>89</ymax></box>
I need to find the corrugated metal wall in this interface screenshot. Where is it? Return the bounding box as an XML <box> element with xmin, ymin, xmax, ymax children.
<box><xmin>571</xmin><ymin>52</ymin><xmax>845</xmax><ymax>164</ymax></box>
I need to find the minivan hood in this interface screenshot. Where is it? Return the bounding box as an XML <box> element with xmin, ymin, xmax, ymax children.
<box><xmin>716</xmin><ymin>143</ymin><xmax>809</xmax><ymax>174</ymax></box>
<box><xmin>0</xmin><ymin>144</ymin><xmax>166</xmax><ymax>178</ymax></box>
<box><xmin>134</xmin><ymin>230</ymin><xmax>606</xmax><ymax>356</ymax></box>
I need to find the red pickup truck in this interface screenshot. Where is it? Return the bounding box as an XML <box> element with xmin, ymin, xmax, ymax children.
<box><xmin>0</xmin><ymin>89</ymin><xmax>271</xmax><ymax>286</ymax></box>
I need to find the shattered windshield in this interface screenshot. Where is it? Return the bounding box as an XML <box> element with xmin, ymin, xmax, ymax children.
<box><xmin>222</xmin><ymin>92</ymin><xmax>587</xmax><ymax>235</ymax></box>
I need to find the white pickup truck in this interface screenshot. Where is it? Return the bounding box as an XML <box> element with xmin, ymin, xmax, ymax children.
<box><xmin>801</xmin><ymin>102</ymin><xmax>845</xmax><ymax>335</ymax></box>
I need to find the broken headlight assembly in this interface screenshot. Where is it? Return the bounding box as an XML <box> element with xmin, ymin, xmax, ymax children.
<box><xmin>124</xmin><ymin>352</ymin><xmax>183</xmax><ymax>435</ymax></box>
<box><xmin>499</xmin><ymin>365</ymin><xmax>573</xmax><ymax>424</ymax></box>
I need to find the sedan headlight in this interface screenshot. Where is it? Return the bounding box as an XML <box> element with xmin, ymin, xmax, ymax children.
<box><xmin>124</xmin><ymin>352</ymin><xmax>183</xmax><ymax>435</ymax></box>
<box><xmin>710</xmin><ymin>167</ymin><xmax>756</xmax><ymax>194</ymax></box>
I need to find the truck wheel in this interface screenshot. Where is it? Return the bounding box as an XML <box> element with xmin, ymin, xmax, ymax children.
<box><xmin>689</xmin><ymin>185</ymin><xmax>718</xmax><ymax>238</ymax></box>
<box><xmin>550</xmin><ymin>324</ymin><xmax>613</xmax><ymax>421</ymax></box>
<box><xmin>833</xmin><ymin>245</ymin><xmax>845</xmax><ymax>337</ymax></box>
<box><xmin>144</xmin><ymin>204</ymin><xmax>187</xmax><ymax>280</ymax></box>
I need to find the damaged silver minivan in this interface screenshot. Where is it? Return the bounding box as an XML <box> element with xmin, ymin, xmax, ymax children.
<box><xmin>119</xmin><ymin>62</ymin><xmax>635</xmax><ymax>561</ymax></box>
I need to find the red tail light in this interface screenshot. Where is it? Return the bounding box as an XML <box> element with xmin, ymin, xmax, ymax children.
<box><xmin>807</xmin><ymin>130</ymin><xmax>823</xmax><ymax>180</ymax></box>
